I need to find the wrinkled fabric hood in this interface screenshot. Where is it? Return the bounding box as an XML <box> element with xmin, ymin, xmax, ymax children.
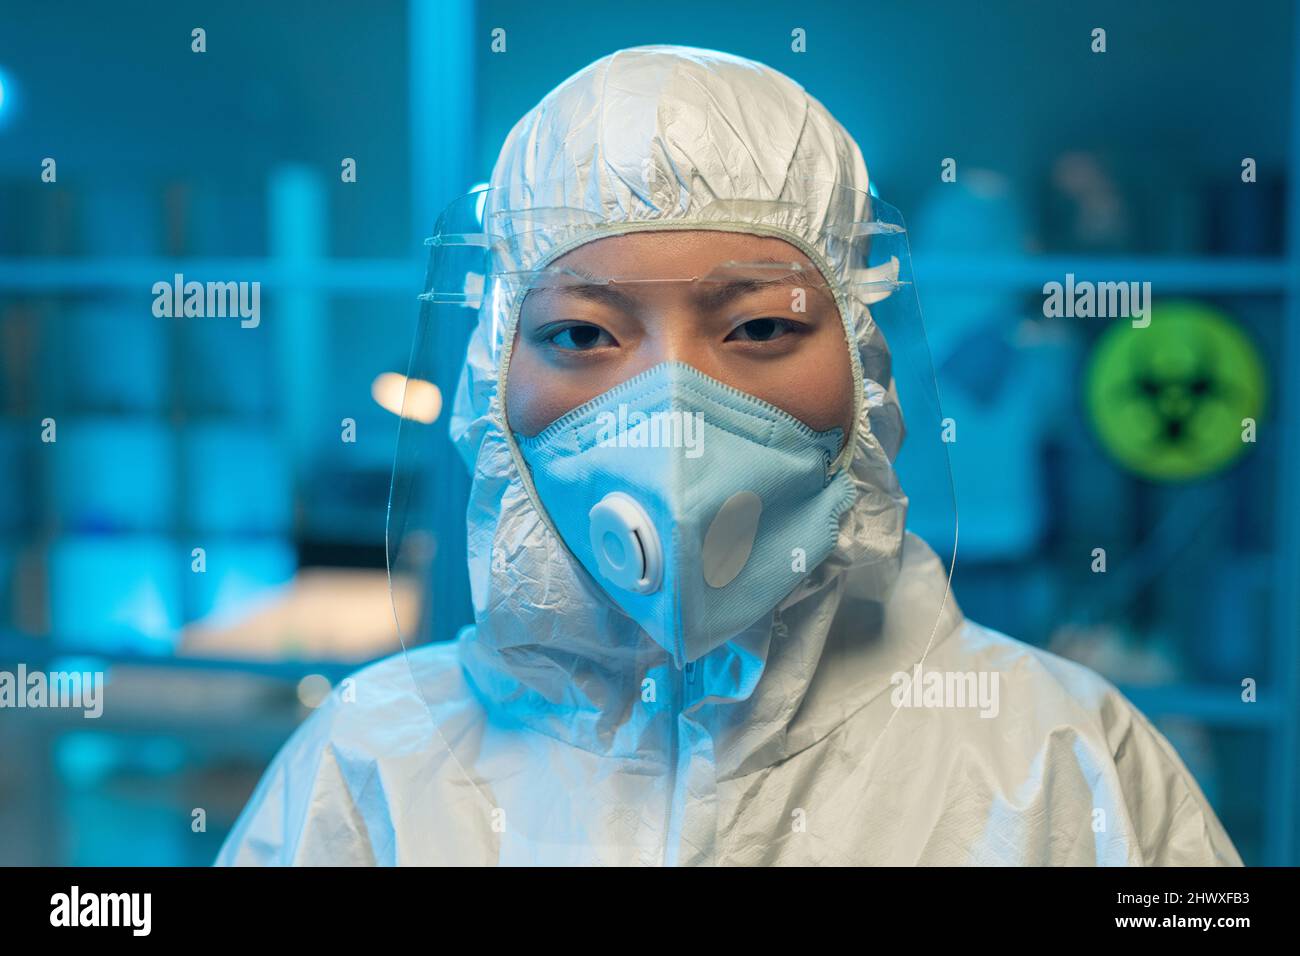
<box><xmin>448</xmin><ymin>45</ymin><xmax>932</xmax><ymax>776</ymax></box>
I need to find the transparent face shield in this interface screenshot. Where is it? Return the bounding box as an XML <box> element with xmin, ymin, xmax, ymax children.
<box><xmin>385</xmin><ymin>180</ymin><xmax>958</xmax><ymax>862</ymax></box>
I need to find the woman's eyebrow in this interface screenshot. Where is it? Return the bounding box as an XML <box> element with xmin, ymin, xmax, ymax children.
<box><xmin>531</xmin><ymin>260</ymin><xmax>823</xmax><ymax>312</ymax></box>
<box><xmin>532</xmin><ymin>270</ymin><xmax>639</xmax><ymax>310</ymax></box>
<box><xmin>693</xmin><ymin>268</ymin><xmax>820</xmax><ymax>312</ymax></box>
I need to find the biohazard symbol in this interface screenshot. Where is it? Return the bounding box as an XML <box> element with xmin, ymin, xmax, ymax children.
<box><xmin>1085</xmin><ymin>301</ymin><xmax>1266</xmax><ymax>481</ymax></box>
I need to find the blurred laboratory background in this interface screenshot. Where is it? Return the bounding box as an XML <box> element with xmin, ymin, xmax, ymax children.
<box><xmin>0</xmin><ymin>0</ymin><xmax>1296</xmax><ymax>864</ymax></box>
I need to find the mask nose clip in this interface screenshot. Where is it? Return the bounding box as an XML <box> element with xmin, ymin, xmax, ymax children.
<box><xmin>588</xmin><ymin>492</ymin><xmax>663</xmax><ymax>594</ymax></box>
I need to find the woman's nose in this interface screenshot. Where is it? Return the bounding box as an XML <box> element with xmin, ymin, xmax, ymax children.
<box><xmin>640</xmin><ymin>316</ymin><xmax>724</xmax><ymax>379</ymax></box>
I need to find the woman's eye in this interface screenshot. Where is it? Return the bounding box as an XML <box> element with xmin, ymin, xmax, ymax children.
<box><xmin>727</xmin><ymin>317</ymin><xmax>797</xmax><ymax>343</ymax></box>
<box><xmin>547</xmin><ymin>323</ymin><xmax>613</xmax><ymax>351</ymax></box>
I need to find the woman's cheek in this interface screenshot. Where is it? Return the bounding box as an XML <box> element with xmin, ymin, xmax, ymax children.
<box><xmin>505</xmin><ymin>348</ymin><xmax>594</xmax><ymax>437</ymax></box>
<box><xmin>504</xmin><ymin>349</ymin><xmax>545</xmax><ymax>437</ymax></box>
<box><xmin>759</xmin><ymin>342</ymin><xmax>854</xmax><ymax>434</ymax></box>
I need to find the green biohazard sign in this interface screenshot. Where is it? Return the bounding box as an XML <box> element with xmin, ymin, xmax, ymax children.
<box><xmin>1085</xmin><ymin>301</ymin><xmax>1266</xmax><ymax>481</ymax></box>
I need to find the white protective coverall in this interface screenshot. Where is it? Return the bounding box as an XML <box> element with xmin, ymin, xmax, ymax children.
<box><xmin>217</xmin><ymin>46</ymin><xmax>1242</xmax><ymax>866</ymax></box>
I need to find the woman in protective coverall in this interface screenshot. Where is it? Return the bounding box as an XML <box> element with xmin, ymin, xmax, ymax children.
<box><xmin>218</xmin><ymin>46</ymin><xmax>1241</xmax><ymax>866</ymax></box>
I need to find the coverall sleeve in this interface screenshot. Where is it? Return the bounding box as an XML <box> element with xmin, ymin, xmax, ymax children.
<box><xmin>1107</xmin><ymin>693</ymin><xmax>1244</xmax><ymax>866</ymax></box>
<box><xmin>214</xmin><ymin>693</ymin><xmax>379</xmax><ymax>867</ymax></box>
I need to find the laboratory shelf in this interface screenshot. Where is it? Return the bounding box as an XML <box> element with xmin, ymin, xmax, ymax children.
<box><xmin>0</xmin><ymin>254</ymin><xmax>1292</xmax><ymax>295</ymax></box>
<box><xmin>1119</xmin><ymin>683</ymin><xmax>1283</xmax><ymax>729</ymax></box>
<box><xmin>0</xmin><ymin>631</ymin><xmax>1283</xmax><ymax>732</ymax></box>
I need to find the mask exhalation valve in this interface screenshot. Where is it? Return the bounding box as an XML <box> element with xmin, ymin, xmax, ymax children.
<box><xmin>588</xmin><ymin>492</ymin><xmax>663</xmax><ymax>594</ymax></box>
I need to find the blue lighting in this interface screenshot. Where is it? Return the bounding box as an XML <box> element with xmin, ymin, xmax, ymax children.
<box><xmin>470</xmin><ymin>181</ymin><xmax>490</xmax><ymax>224</ymax></box>
<box><xmin>0</xmin><ymin>67</ymin><xmax>16</xmax><ymax>127</ymax></box>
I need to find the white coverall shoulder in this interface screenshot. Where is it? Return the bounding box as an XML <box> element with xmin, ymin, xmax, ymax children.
<box><xmin>216</xmin><ymin>543</ymin><xmax>1239</xmax><ymax>865</ymax></box>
